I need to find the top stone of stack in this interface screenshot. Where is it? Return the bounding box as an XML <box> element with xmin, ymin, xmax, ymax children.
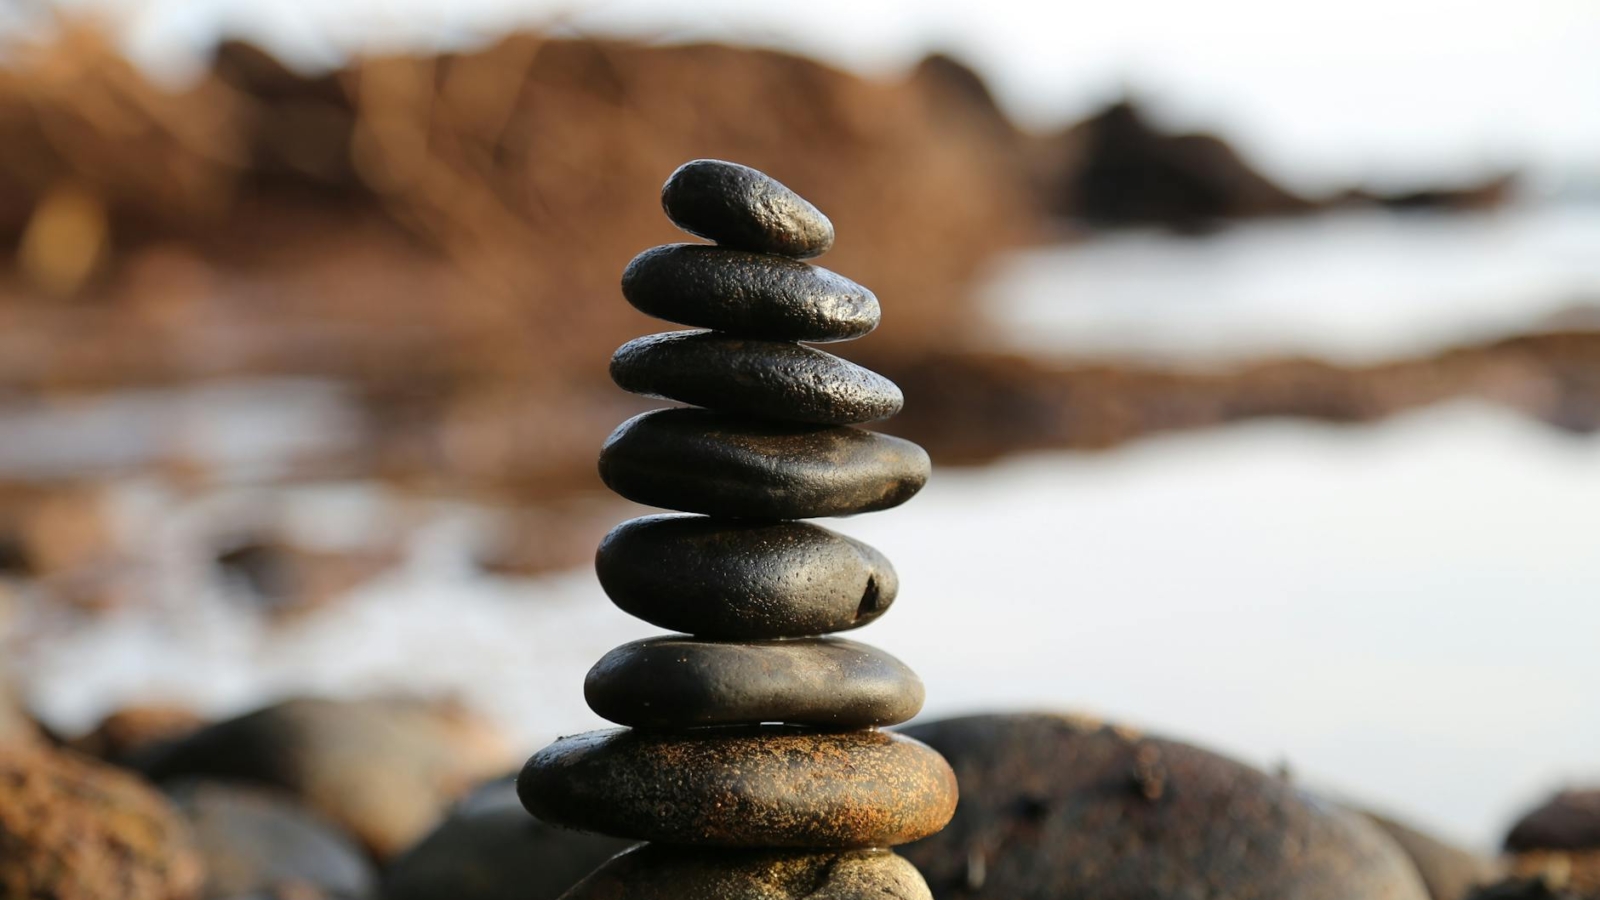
<box><xmin>662</xmin><ymin>159</ymin><xmax>835</xmax><ymax>259</ymax></box>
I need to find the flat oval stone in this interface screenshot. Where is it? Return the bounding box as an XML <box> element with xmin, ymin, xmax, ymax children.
<box><xmin>598</xmin><ymin>408</ymin><xmax>929</xmax><ymax>519</ymax></box>
<box><xmin>611</xmin><ymin>331</ymin><xmax>903</xmax><ymax>424</ymax></box>
<box><xmin>661</xmin><ymin>159</ymin><xmax>835</xmax><ymax>259</ymax></box>
<box><xmin>518</xmin><ymin>728</ymin><xmax>957</xmax><ymax>848</ymax></box>
<box><xmin>621</xmin><ymin>244</ymin><xmax>878</xmax><ymax>342</ymax></box>
<box><xmin>585</xmin><ymin>636</ymin><xmax>924</xmax><ymax>729</ymax></box>
<box><xmin>596</xmin><ymin>515</ymin><xmax>897</xmax><ymax>639</ymax></box>
<box><xmin>562</xmin><ymin>845</ymin><xmax>933</xmax><ymax>900</ymax></box>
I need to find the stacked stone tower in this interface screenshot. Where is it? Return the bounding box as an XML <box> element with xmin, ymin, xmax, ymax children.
<box><xmin>518</xmin><ymin>160</ymin><xmax>956</xmax><ymax>898</ymax></box>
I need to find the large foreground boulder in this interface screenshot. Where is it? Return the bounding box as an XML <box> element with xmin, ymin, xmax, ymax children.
<box><xmin>141</xmin><ymin>696</ymin><xmax>513</xmax><ymax>858</ymax></box>
<box><xmin>899</xmin><ymin>713</ymin><xmax>1429</xmax><ymax>900</ymax></box>
<box><xmin>0</xmin><ymin>745</ymin><xmax>203</xmax><ymax>900</ymax></box>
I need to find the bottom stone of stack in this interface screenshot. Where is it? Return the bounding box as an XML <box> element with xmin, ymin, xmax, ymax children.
<box><xmin>518</xmin><ymin>727</ymin><xmax>958</xmax><ymax>848</ymax></box>
<box><xmin>561</xmin><ymin>844</ymin><xmax>935</xmax><ymax>900</ymax></box>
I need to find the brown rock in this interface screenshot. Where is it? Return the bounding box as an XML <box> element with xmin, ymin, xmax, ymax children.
<box><xmin>561</xmin><ymin>844</ymin><xmax>934</xmax><ymax>900</ymax></box>
<box><xmin>899</xmin><ymin>713</ymin><xmax>1429</xmax><ymax>900</ymax></box>
<box><xmin>70</xmin><ymin>705</ymin><xmax>206</xmax><ymax>769</ymax></box>
<box><xmin>0</xmin><ymin>745</ymin><xmax>203</xmax><ymax>900</ymax></box>
<box><xmin>140</xmin><ymin>696</ymin><xmax>513</xmax><ymax>859</ymax></box>
<box><xmin>1509</xmin><ymin>852</ymin><xmax>1600</xmax><ymax>900</ymax></box>
<box><xmin>517</xmin><ymin>727</ymin><xmax>957</xmax><ymax>848</ymax></box>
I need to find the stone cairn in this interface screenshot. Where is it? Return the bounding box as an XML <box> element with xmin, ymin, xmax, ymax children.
<box><xmin>517</xmin><ymin>160</ymin><xmax>957</xmax><ymax>899</ymax></box>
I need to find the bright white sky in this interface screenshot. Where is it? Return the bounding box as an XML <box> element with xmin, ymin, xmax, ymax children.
<box><xmin>30</xmin><ymin>1</ymin><xmax>1600</xmax><ymax>193</ymax></box>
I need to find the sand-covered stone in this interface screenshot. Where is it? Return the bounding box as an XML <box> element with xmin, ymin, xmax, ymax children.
<box><xmin>661</xmin><ymin>159</ymin><xmax>835</xmax><ymax>259</ymax></box>
<box><xmin>518</xmin><ymin>727</ymin><xmax>956</xmax><ymax>848</ymax></box>
<box><xmin>622</xmin><ymin>244</ymin><xmax>878</xmax><ymax>342</ymax></box>
<box><xmin>597</xmin><ymin>515</ymin><xmax>897</xmax><ymax>639</ymax></box>
<box><xmin>611</xmin><ymin>330</ymin><xmax>903</xmax><ymax>424</ymax></box>
<box><xmin>0</xmin><ymin>746</ymin><xmax>204</xmax><ymax>900</ymax></box>
<box><xmin>585</xmin><ymin>636</ymin><xmax>924</xmax><ymax>729</ymax></box>
<box><xmin>562</xmin><ymin>844</ymin><xmax>933</xmax><ymax>900</ymax></box>
<box><xmin>599</xmin><ymin>408</ymin><xmax>929</xmax><ymax>519</ymax></box>
<box><xmin>899</xmin><ymin>713</ymin><xmax>1430</xmax><ymax>900</ymax></box>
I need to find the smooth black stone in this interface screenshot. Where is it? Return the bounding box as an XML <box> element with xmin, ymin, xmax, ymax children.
<box><xmin>621</xmin><ymin>244</ymin><xmax>878</xmax><ymax>342</ymax></box>
<box><xmin>585</xmin><ymin>636</ymin><xmax>924</xmax><ymax>730</ymax></box>
<box><xmin>611</xmin><ymin>331</ymin><xmax>903</xmax><ymax>425</ymax></box>
<box><xmin>561</xmin><ymin>845</ymin><xmax>933</xmax><ymax>900</ymax></box>
<box><xmin>596</xmin><ymin>515</ymin><xmax>897</xmax><ymax>640</ymax></box>
<box><xmin>598</xmin><ymin>408</ymin><xmax>929</xmax><ymax>519</ymax></box>
<box><xmin>517</xmin><ymin>727</ymin><xmax>958</xmax><ymax>848</ymax></box>
<box><xmin>661</xmin><ymin>159</ymin><xmax>835</xmax><ymax>259</ymax></box>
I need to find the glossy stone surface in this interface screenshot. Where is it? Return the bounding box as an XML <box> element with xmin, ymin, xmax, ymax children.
<box><xmin>899</xmin><ymin>713</ymin><xmax>1429</xmax><ymax>900</ymax></box>
<box><xmin>585</xmin><ymin>636</ymin><xmax>924</xmax><ymax>729</ymax></box>
<box><xmin>661</xmin><ymin>159</ymin><xmax>835</xmax><ymax>259</ymax></box>
<box><xmin>598</xmin><ymin>408</ymin><xmax>929</xmax><ymax>519</ymax></box>
<box><xmin>611</xmin><ymin>331</ymin><xmax>903</xmax><ymax>424</ymax></box>
<box><xmin>562</xmin><ymin>845</ymin><xmax>933</xmax><ymax>900</ymax></box>
<box><xmin>518</xmin><ymin>727</ymin><xmax>957</xmax><ymax>848</ymax></box>
<box><xmin>596</xmin><ymin>515</ymin><xmax>897</xmax><ymax>640</ymax></box>
<box><xmin>621</xmin><ymin>244</ymin><xmax>878</xmax><ymax>342</ymax></box>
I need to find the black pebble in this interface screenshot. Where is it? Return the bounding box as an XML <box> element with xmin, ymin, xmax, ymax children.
<box><xmin>611</xmin><ymin>331</ymin><xmax>903</xmax><ymax>425</ymax></box>
<box><xmin>622</xmin><ymin>244</ymin><xmax>878</xmax><ymax>342</ymax></box>
<box><xmin>662</xmin><ymin>159</ymin><xmax>835</xmax><ymax>259</ymax></box>
<box><xmin>585</xmin><ymin>636</ymin><xmax>924</xmax><ymax>729</ymax></box>
<box><xmin>596</xmin><ymin>514</ymin><xmax>897</xmax><ymax>640</ymax></box>
<box><xmin>598</xmin><ymin>408</ymin><xmax>929</xmax><ymax>519</ymax></box>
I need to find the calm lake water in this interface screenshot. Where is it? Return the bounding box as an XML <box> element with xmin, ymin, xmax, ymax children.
<box><xmin>9</xmin><ymin>207</ymin><xmax>1600</xmax><ymax>852</ymax></box>
<box><xmin>987</xmin><ymin>204</ymin><xmax>1600</xmax><ymax>363</ymax></box>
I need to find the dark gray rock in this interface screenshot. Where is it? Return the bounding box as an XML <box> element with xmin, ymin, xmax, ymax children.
<box><xmin>166</xmin><ymin>779</ymin><xmax>376</xmax><ymax>900</ymax></box>
<box><xmin>661</xmin><ymin>159</ymin><xmax>835</xmax><ymax>259</ymax></box>
<box><xmin>597</xmin><ymin>515</ymin><xmax>896</xmax><ymax>639</ymax></box>
<box><xmin>585</xmin><ymin>636</ymin><xmax>924</xmax><ymax>729</ymax></box>
<box><xmin>1507</xmin><ymin>791</ymin><xmax>1600</xmax><ymax>852</ymax></box>
<box><xmin>560</xmin><ymin>844</ymin><xmax>932</xmax><ymax>900</ymax></box>
<box><xmin>518</xmin><ymin>727</ymin><xmax>957</xmax><ymax>848</ymax></box>
<box><xmin>382</xmin><ymin>778</ymin><xmax>631</xmax><ymax>900</ymax></box>
<box><xmin>598</xmin><ymin>408</ymin><xmax>929</xmax><ymax>519</ymax></box>
<box><xmin>899</xmin><ymin>713</ymin><xmax>1429</xmax><ymax>900</ymax></box>
<box><xmin>621</xmin><ymin>244</ymin><xmax>878</xmax><ymax>342</ymax></box>
<box><xmin>610</xmin><ymin>330</ymin><xmax>903</xmax><ymax>424</ymax></box>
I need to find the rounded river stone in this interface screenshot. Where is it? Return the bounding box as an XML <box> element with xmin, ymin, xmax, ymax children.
<box><xmin>596</xmin><ymin>515</ymin><xmax>897</xmax><ymax>640</ymax></box>
<box><xmin>611</xmin><ymin>330</ymin><xmax>903</xmax><ymax>424</ymax></box>
<box><xmin>598</xmin><ymin>408</ymin><xmax>929</xmax><ymax>519</ymax></box>
<box><xmin>585</xmin><ymin>636</ymin><xmax>924</xmax><ymax>729</ymax></box>
<box><xmin>898</xmin><ymin>713</ymin><xmax>1429</xmax><ymax>900</ymax></box>
<box><xmin>517</xmin><ymin>727</ymin><xmax>957</xmax><ymax>848</ymax></box>
<box><xmin>562</xmin><ymin>845</ymin><xmax>933</xmax><ymax>900</ymax></box>
<box><xmin>661</xmin><ymin>159</ymin><xmax>835</xmax><ymax>259</ymax></box>
<box><xmin>621</xmin><ymin>244</ymin><xmax>878</xmax><ymax>342</ymax></box>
